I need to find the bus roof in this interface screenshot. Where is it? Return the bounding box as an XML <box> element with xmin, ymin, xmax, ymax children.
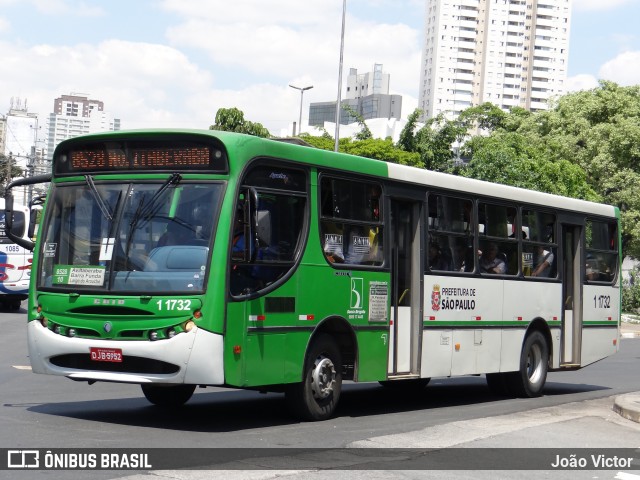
<box><xmin>54</xmin><ymin>129</ymin><xmax>617</xmax><ymax>219</ymax></box>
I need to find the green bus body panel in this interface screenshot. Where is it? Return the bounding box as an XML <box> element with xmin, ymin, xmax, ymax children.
<box><xmin>223</xmin><ymin>162</ymin><xmax>390</xmax><ymax>387</ymax></box>
<box><xmin>34</xmin><ymin>130</ymin><xmax>392</xmax><ymax>389</ymax></box>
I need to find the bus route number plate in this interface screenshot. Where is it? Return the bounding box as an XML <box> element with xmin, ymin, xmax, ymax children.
<box><xmin>90</xmin><ymin>347</ymin><xmax>123</xmax><ymax>363</ymax></box>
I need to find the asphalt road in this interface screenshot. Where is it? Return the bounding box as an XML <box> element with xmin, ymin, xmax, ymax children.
<box><xmin>1</xmin><ymin>307</ymin><xmax>640</xmax><ymax>479</ymax></box>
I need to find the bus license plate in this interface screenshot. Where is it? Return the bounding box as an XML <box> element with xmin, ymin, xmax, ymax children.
<box><xmin>90</xmin><ymin>347</ymin><xmax>123</xmax><ymax>363</ymax></box>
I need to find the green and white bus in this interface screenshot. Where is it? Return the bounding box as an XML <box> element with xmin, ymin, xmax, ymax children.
<box><xmin>4</xmin><ymin>130</ymin><xmax>621</xmax><ymax>420</ymax></box>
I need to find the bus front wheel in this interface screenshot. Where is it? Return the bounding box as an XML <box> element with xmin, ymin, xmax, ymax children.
<box><xmin>141</xmin><ymin>384</ymin><xmax>196</xmax><ymax>407</ymax></box>
<box><xmin>507</xmin><ymin>331</ymin><xmax>549</xmax><ymax>398</ymax></box>
<box><xmin>285</xmin><ymin>334</ymin><xmax>342</xmax><ymax>421</ymax></box>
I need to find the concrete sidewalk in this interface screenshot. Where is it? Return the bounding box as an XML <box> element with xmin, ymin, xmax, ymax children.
<box><xmin>621</xmin><ymin>316</ymin><xmax>640</xmax><ymax>338</ymax></box>
<box><xmin>615</xmin><ymin>318</ymin><xmax>640</xmax><ymax>423</ymax></box>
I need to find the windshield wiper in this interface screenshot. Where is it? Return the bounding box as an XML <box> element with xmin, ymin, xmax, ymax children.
<box><xmin>132</xmin><ymin>173</ymin><xmax>182</xmax><ymax>226</ymax></box>
<box><xmin>124</xmin><ymin>173</ymin><xmax>182</xmax><ymax>267</ymax></box>
<box><xmin>85</xmin><ymin>175</ymin><xmax>113</xmax><ymax>221</ymax></box>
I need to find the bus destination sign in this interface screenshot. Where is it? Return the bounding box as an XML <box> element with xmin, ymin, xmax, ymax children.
<box><xmin>70</xmin><ymin>147</ymin><xmax>211</xmax><ymax>170</ymax></box>
<box><xmin>54</xmin><ymin>136</ymin><xmax>228</xmax><ymax>175</ymax></box>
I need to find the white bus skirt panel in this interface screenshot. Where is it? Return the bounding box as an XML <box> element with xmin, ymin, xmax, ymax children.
<box><xmin>26</xmin><ymin>320</ymin><xmax>225</xmax><ymax>385</ymax></box>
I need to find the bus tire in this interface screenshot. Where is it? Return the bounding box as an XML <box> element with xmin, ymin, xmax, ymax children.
<box><xmin>507</xmin><ymin>331</ymin><xmax>549</xmax><ymax>398</ymax></box>
<box><xmin>141</xmin><ymin>384</ymin><xmax>195</xmax><ymax>407</ymax></box>
<box><xmin>379</xmin><ymin>378</ymin><xmax>430</xmax><ymax>392</ymax></box>
<box><xmin>285</xmin><ymin>334</ymin><xmax>342</xmax><ymax>421</ymax></box>
<box><xmin>9</xmin><ymin>300</ymin><xmax>21</xmax><ymax>311</ymax></box>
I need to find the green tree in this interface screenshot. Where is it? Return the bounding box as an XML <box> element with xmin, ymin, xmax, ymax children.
<box><xmin>461</xmin><ymin>131</ymin><xmax>599</xmax><ymax>200</ymax></box>
<box><xmin>299</xmin><ymin>134</ymin><xmax>421</xmax><ymax>167</ymax></box>
<box><xmin>341</xmin><ymin>104</ymin><xmax>372</xmax><ymax>141</ymax></box>
<box><xmin>415</xmin><ymin>114</ymin><xmax>468</xmax><ymax>171</ymax></box>
<box><xmin>397</xmin><ymin>108</ymin><xmax>422</xmax><ymax>153</ymax></box>
<box><xmin>396</xmin><ymin>109</ymin><xmax>467</xmax><ymax>171</ymax></box>
<box><xmin>209</xmin><ymin>107</ymin><xmax>271</xmax><ymax>138</ymax></box>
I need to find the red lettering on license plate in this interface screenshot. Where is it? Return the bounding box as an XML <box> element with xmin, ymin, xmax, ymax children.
<box><xmin>89</xmin><ymin>347</ymin><xmax>123</xmax><ymax>363</ymax></box>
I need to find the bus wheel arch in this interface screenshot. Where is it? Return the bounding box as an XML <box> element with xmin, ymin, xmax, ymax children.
<box><xmin>309</xmin><ymin>316</ymin><xmax>358</xmax><ymax>381</ymax></box>
<box><xmin>285</xmin><ymin>317</ymin><xmax>356</xmax><ymax>421</ymax></box>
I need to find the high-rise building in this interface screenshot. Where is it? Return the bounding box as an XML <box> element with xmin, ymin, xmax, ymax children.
<box><xmin>309</xmin><ymin>64</ymin><xmax>402</xmax><ymax>128</ymax></box>
<box><xmin>418</xmin><ymin>0</ymin><xmax>572</xmax><ymax>120</ymax></box>
<box><xmin>46</xmin><ymin>93</ymin><xmax>121</xmax><ymax>161</ymax></box>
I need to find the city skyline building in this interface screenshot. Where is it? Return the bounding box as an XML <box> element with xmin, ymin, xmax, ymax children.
<box><xmin>45</xmin><ymin>93</ymin><xmax>121</xmax><ymax>161</ymax></box>
<box><xmin>309</xmin><ymin>64</ymin><xmax>402</xmax><ymax>129</ymax></box>
<box><xmin>418</xmin><ymin>0</ymin><xmax>572</xmax><ymax>120</ymax></box>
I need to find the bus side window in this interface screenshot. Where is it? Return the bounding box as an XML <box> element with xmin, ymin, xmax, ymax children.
<box><xmin>230</xmin><ymin>166</ymin><xmax>308</xmax><ymax>296</ymax></box>
<box><xmin>319</xmin><ymin>176</ymin><xmax>383</xmax><ymax>267</ymax></box>
<box><xmin>427</xmin><ymin>194</ymin><xmax>473</xmax><ymax>273</ymax></box>
<box><xmin>522</xmin><ymin>209</ymin><xmax>557</xmax><ymax>279</ymax></box>
<box><xmin>585</xmin><ymin>219</ymin><xmax>618</xmax><ymax>283</ymax></box>
<box><xmin>478</xmin><ymin>201</ymin><xmax>518</xmax><ymax>275</ymax></box>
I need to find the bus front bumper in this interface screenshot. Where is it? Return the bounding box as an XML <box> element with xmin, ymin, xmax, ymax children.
<box><xmin>27</xmin><ymin>320</ymin><xmax>225</xmax><ymax>385</ymax></box>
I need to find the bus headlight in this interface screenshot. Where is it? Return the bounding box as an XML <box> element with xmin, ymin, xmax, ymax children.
<box><xmin>184</xmin><ymin>321</ymin><xmax>195</xmax><ymax>332</ymax></box>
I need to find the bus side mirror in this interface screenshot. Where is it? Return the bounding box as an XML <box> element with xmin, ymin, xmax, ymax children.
<box><xmin>4</xmin><ymin>173</ymin><xmax>51</xmax><ymax>252</ymax></box>
<box><xmin>3</xmin><ymin>192</ymin><xmax>35</xmax><ymax>251</ymax></box>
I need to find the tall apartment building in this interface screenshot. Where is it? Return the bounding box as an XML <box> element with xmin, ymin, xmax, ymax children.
<box><xmin>46</xmin><ymin>93</ymin><xmax>121</xmax><ymax>160</ymax></box>
<box><xmin>418</xmin><ymin>0</ymin><xmax>572</xmax><ymax>120</ymax></box>
<box><xmin>309</xmin><ymin>64</ymin><xmax>402</xmax><ymax>128</ymax></box>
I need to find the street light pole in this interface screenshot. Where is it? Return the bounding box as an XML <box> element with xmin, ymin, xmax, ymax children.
<box><xmin>334</xmin><ymin>0</ymin><xmax>346</xmax><ymax>152</ymax></box>
<box><xmin>289</xmin><ymin>84</ymin><xmax>313</xmax><ymax>136</ymax></box>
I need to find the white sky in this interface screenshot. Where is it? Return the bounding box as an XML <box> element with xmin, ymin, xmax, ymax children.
<box><xmin>0</xmin><ymin>0</ymin><xmax>638</xmax><ymax>136</ymax></box>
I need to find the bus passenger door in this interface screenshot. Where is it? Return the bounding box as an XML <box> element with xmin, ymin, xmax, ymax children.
<box><xmin>561</xmin><ymin>224</ymin><xmax>583</xmax><ymax>366</ymax></box>
<box><xmin>388</xmin><ymin>199</ymin><xmax>423</xmax><ymax>377</ymax></box>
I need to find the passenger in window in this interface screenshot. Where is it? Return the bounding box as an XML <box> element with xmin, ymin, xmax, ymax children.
<box><xmin>586</xmin><ymin>263</ymin><xmax>599</xmax><ymax>281</ymax></box>
<box><xmin>532</xmin><ymin>246</ymin><xmax>554</xmax><ymax>277</ymax></box>
<box><xmin>454</xmin><ymin>241</ymin><xmax>474</xmax><ymax>272</ymax></box>
<box><xmin>368</xmin><ymin>184</ymin><xmax>381</xmax><ymax>221</ymax></box>
<box><xmin>429</xmin><ymin>241</ymin><xmax>450</xmax><ymax>271</ymax></box>
<box><xmin>479</xmin><ymin>243</ymin><xmax>506</xmax><ymax>274</ymax></box>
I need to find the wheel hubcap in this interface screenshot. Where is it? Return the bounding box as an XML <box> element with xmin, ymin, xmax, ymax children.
<box><xmin>311</xmin><ymin>355</ymin><xmax>336</xmax><ymax>400</ymax></box>
<box><xmin>526</xmin><ymin>343</ymin><xmax>543</xmax><ymax>383</ymax></box>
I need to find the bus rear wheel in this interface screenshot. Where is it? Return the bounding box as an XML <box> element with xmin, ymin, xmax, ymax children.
<box><xmin>141</xmin><ymin>384</ymin><xmax>195</xmax><ymax>407</ymax></box>
<box><xmin>507</xmin><ymin>331</ymin><xmax>549</xmax><ymax>398</ymax></box>
<box><xmin>285</xmin><ymin>334</ymin><xmax>342</xmax><ymax>421</ymax></box>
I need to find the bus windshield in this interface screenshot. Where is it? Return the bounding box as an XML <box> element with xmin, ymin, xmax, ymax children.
<box><xmin>38</xmin><ymin>180</ymin><xmax>223</xmax><ymax>294</ymax></box>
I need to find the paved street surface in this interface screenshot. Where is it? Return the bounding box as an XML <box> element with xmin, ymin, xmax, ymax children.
<box><xmin>1</xmin><ymin>309</ymin><xmax>639</xmax><ymax>480</ymax></box>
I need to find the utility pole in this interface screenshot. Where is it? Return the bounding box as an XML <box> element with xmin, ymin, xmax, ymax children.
<box><xmin>334</xmin><ymin>0</ymin><xmax>347</xmax><ymax>152</ymax></box>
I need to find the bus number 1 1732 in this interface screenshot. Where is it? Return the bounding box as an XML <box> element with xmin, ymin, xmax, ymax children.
<box><xmin>156</xmin><ymin>299</ymin><xmax>192</xmax><ymax>311</ymax></box>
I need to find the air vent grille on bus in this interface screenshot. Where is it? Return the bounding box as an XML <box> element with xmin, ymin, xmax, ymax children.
<box><xmin>50</xmin><ymin>354</ymin><xmax>179</xmax><ymax>374</ymax></box>
<box><xmin>67</xmin><ymin>306</ymin><xmax>154</xmax><ymax>316</ymax></box>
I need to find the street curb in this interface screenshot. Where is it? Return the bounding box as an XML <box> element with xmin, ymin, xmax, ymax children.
<box><xmin>613</xmin><ymin>394</ymin><xmax>640</xmax><ymax>424</ymax></box>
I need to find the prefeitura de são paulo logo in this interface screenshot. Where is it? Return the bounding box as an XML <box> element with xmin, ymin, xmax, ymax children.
<box><xmin>431</xmin><ymin>284</ymin><xmax>441</xmax><ymax>311</ymax></box>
